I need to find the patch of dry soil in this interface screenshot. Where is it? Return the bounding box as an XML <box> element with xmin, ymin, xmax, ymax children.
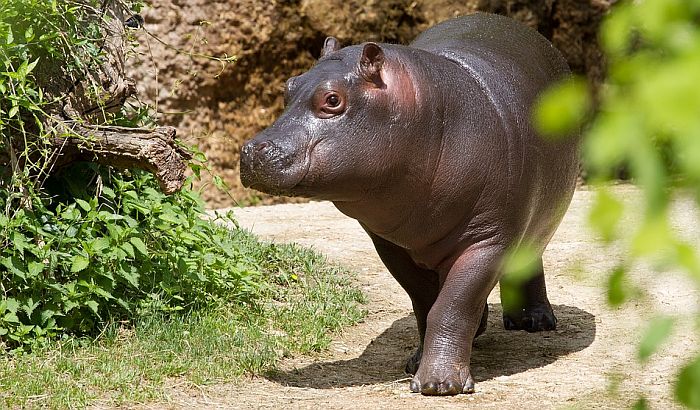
<box><xmin>151</xmin><ymin>186</ymin><xmax>698</xmax><ymax>409</ymax></box>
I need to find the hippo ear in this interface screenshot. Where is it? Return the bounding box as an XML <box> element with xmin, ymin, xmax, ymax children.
<box><xmin>359</xmin><ymin>42</ymin><xmax>385</xmax><ymax>88</ymax></box>
<box><xmin>321</xmin><ymin>37</ymin><xmax>341</xmax><ymax>57</ymax></box>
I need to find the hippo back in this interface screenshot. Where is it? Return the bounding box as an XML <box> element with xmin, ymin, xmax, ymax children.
<box><xmin>410</xmin><ymin>13</ymin><xmax>569</xmax><ymax>104</ymax></box>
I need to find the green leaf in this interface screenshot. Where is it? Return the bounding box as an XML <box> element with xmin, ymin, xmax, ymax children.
<box><xmin>193</xmin><ymin>268</ymin><xmax>208</xmax><ymax>283</ymax></box>
<box><xmin>101</xmin><ymin>186</ymin><xmax>116</xmax><ymax>198</ymax></box>
<box><xmin>632</xmin><ymin>215</ymin><xmax>673</xmax><ymax>257</ymax></box>
<box><xmin>12</xmin><ymin>231</ymin><xmax>28</xmax><ymax>255</ymax></box>
<box><xmin>607</xmin><ymin>265</ymin><xmax>628</xmax><ymax>307</ymax></box>
<box><xmin>22</xmin><ymin>298</ymin><xmax>40</xmax><ymax>318</ymax></box>
<box><xmin>92</xmin><ymin>286</ymin><xmax>113</xmax><ymax>301</ymax></box>
<box><xmin>3</xmin><ymin>298</ymin><xmax>20</xmax><ymax>314</ymax></box>
<box><xmin>40</xmin><ymin>309</ymin><xmax>57</xmax><ymax>325</ymax></box>
<box><xmin>213</xmin><ymin>175</ymin><xmax>228</xmax><ymax>190</ymax></box>
<box><xmin>501</xmin><ymin>245</ymin><xmax>539</xmax><ymax>283</ymax></box>
<box><xmin>115</xmin><ymin>298</ymin><xmax>130</xmax><ymax>311</ymax></box>
<box><xmin>75</xmin><ymin>198</ymin><xmax>91</xmax><ymax>212</ymax></box>
<box><xmin>27</xmin><ymin>261</ymin><xmax>44</xmax><ymax>277</ymax></box>
<box><xmin>675</xmin><ymin>242</ymin><xmax>700</xmax><ymax>281</ymax></box>
<box><xmin>600</xmin><ymin>3</ymin><xmax>633</xmax><ymax>56</ymax></box>
<box><xmin>533</xmin><ymin>76</ymin><xmax>590</xmax><ymax>138</ymax></box>
<box><xmin>85</xmin><ymin>300</ymin><xmax>99</xmax><ymax>315</ymax></box>
<box><xmin>177</xmin><ymin>257</ymin><xmax>189</xmax><ymax>274</ymax></box>
<box><xmin>629</xmin><ymin>142</ymin><xmax>668</xmax><ymax>217</ymax></box>
<box><xmin>583</xmin><ymin>110</ymin><xmax>640</xmax><ymax>178</ymax></box>
<box><xmin>3</xmin><ymin>312</ymin><xmax>20</xmax><ymax>324</ymax></box>
<box><xmin>70</xmin><ymin>255</ymin><xmax>89</xmax><ymax>273</ymax></box>
<box><xmin>588</xmin><ymin>189</ymin><xmax>624</xmax><ymax>243</ymax></box>
<box><xmin>106</xmin><ymin>223</ymin><xmax>124</xmax><ymax>240</ymax></box>
<box><xmin>24</xmin><ymin>26</ymin><xmax>34</xmax><ymax>42</ymax></box>
<box><xmin>25</xmin><ymin>58</ymin><xmax>39</xmax><ymax>76</ymax></box>
<box><xmin>158</xmin><ymin>212</ymin><xmax>181</xmax><ymax>224</ymax></box>
<box><xmin>129</xmin><ymin>237</ymin><xmax>147</xmax><ymax>255</ymax></box>
<box><xmin>61</xmin><ymin>206</ymin><xmax>81</xmax><ymax>221</ymax></box>
<box><xmin>91</xmin><ymin>237</ymin><xmax>111</xmax><ymax>253</ymax></box>
<box><xmin>15</xmin><ymin>60</ymin><xmax>28</xmax><ymax>79</ymax></box>
<box><xmin>119</xmin><ymin>265</ymin><xmax>140</xmax><ymax>288</ymax></box>
<box><xmin>97</xmin><ymin>211</ymin><xmax>124</xmax><ymax>221</ymax></box>
<box><xmin>2</xmin><ymin>256</ymin><xmax>26</xmax><ymax>279</ymax></box>
<box><xmin>638</xmin><ymin>316</ymin><xmax>674</xmax><ymax>362</ymax></box>
<box><xmin>63</xmin><ymin>300</ymin><xmax>79</xmax><ymax>313</ymax></box>
<box><xmin>121</xmin><ymin>242</ymin><xmax>135</xmax><ymax>258</ymax></box>
<box><xmin>675</xmin><ymin>354</ymin><xmax>700</xmax><ymax>409</ymax></box>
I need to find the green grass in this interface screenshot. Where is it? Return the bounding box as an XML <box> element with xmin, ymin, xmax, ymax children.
<box><xmin>0</xmin><ymin>233</ymin><xmax>366</xmax><ymax>409</ymax></box>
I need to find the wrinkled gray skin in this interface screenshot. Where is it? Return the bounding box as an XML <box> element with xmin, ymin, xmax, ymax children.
<box><xmin>240</xmin><ymin>13</ymin><xmax>579</xmax><ymax>396</ymax></box>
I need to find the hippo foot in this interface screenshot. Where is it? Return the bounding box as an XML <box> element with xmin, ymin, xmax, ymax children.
<box><xmin>503</xmin><ymin>304</ymin><xmax>557</xmax><ymax>332</ymax></box>
<box><xmin>409</xmin><ymin>364</ymin><xmax>475</xmax><ymax>395</ymax></box>
<box><xmin>406</xmin><ymin>306</ymin><xmax>488</xmax><ymax>376</ymax></box>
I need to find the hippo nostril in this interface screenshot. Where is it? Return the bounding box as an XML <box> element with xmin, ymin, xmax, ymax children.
<box><xmin>240</xmin><ymin>140</ymin><xmax>276</xmax><ymax>167</ymax></box>
<box><xmin>255</xmin><ymin>141</ymin><xmax>271</xmax><ymax>153</ymax></box>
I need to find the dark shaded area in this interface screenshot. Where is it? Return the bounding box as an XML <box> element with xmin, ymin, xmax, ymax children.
<box><xmin>477</xmin><ymin>0</ymin><xmax>612</xmax><ymax>87</ymax></box>
<box><xmin>266</xmin><ymin>304</ymin><xmax>595</xmax><ymax>389</ymax></box>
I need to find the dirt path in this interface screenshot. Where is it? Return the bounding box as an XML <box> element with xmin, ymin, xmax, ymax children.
<box><xmin>160</xmin><ymin>186</ymin><xmax>698</xmax><ymax>409</ymax></box>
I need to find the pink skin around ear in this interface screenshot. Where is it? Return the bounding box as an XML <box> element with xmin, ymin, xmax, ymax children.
<box><xmin>360</xmin><ymin>43</ymin><xmax>385</xmax><ymax>88</ymax></box>
<box><xmin>361</xmin><ymin>46</ymin><xmax>418</xmax><ymax>114</ymax></box>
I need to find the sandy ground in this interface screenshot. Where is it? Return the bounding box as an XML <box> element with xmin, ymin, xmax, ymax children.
<box><xmin>149</xmin><ymin>186</ymin><xmax>699</xmax><ymax>409</ymax></box>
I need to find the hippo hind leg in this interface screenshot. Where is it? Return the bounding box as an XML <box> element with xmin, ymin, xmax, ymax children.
<box><xmin>500</xmin><ymin>257</ymin><xmax>557</xmax><ymax>332</ymax></box>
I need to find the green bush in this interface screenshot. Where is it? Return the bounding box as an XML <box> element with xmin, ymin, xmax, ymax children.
<box><xmin>0</xmin><ymin>0</ymin><xmax>118</xmax><ymax>141</ymax></box>
<box><xmin>1</xmin><ymin>168</ymin><xmax>261</xmax><ymax>347</ymax></box>
<box><xmin>0</xmin><ymin>0</ymin><xmax>258</xmax><ymax>349</ymax></box>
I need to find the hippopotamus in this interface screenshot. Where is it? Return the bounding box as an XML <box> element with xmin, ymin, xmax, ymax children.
<box><xmin>239</xmin><ymin>12</ymin><xmax>579</xmax><ymax>395</ymax></box>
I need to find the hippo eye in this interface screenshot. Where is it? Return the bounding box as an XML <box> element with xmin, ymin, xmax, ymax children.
<box><xmin>318</xmin><ymin>91</ymin><xmax>346</xmax><ymax>118</ymax></box>
<box><xmin>326</xmin><ymin>94</ymin><xmax>340</xmax><ymax>107</ymax></box>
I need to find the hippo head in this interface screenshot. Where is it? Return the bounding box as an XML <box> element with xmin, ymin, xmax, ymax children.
<box><xmin>239</xmin><ymin>37</ymin><xmax>422</xmax><ymax>201</ymax></box>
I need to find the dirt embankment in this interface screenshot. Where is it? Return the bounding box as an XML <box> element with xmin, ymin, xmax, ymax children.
<box><xmin>128</xmin><ymin>0</ymin><xmax>612</xmax><ymax>207</ymax></box>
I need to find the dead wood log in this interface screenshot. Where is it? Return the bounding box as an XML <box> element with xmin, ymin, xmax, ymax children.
<box><xmin>50</xmin><ymin>122</ymin><xmax>191</xmax><ymax>194</ymax></box>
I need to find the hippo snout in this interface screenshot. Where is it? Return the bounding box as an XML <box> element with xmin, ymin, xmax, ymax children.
<box><xmin>239</xmin><ymin>137</ymin><xmax>310</xmax><ymax>194</ymax></box>
<box><xmin>240</xmin><ymin>139</ymin><xmax>276</xmax><ymax>187</ymax></box>
<box><xmin>240</xmin><ymin>139</ymin><xmax>274</xmax><ymax>170</ymax></box>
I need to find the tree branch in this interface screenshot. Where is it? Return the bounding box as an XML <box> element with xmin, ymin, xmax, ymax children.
<box><xmin>49</xmin><ymin>122</ymin><xmax>192</xmax><ymax>194</ymax></box>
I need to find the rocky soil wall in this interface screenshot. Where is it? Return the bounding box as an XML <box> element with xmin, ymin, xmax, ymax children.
<box><xmin>128</xmin><ymin>0</ymin><xmax>613</xmax><ymax>207</ymax></box>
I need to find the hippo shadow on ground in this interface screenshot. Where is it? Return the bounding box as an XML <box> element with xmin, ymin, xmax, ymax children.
<box><xmin>266</xmin><ymin>304</ymin><xmax>595</xmax><ymax>389</ymax></box>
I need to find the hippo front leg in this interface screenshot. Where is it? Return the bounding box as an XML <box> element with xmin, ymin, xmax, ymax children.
<box><xmin>411</xmin><ymin>243</ymin><xmax>503</xmax><ymax>395</ymax></box>
<box><xmin>367</xmin><ymin>230</ymin><xmax>491</xmax><ymax>376</ymax></box>
<box><xmin>364</xmin><ymin>230</ymin><xmax>440</xmax><ymax>374</ymax></box>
